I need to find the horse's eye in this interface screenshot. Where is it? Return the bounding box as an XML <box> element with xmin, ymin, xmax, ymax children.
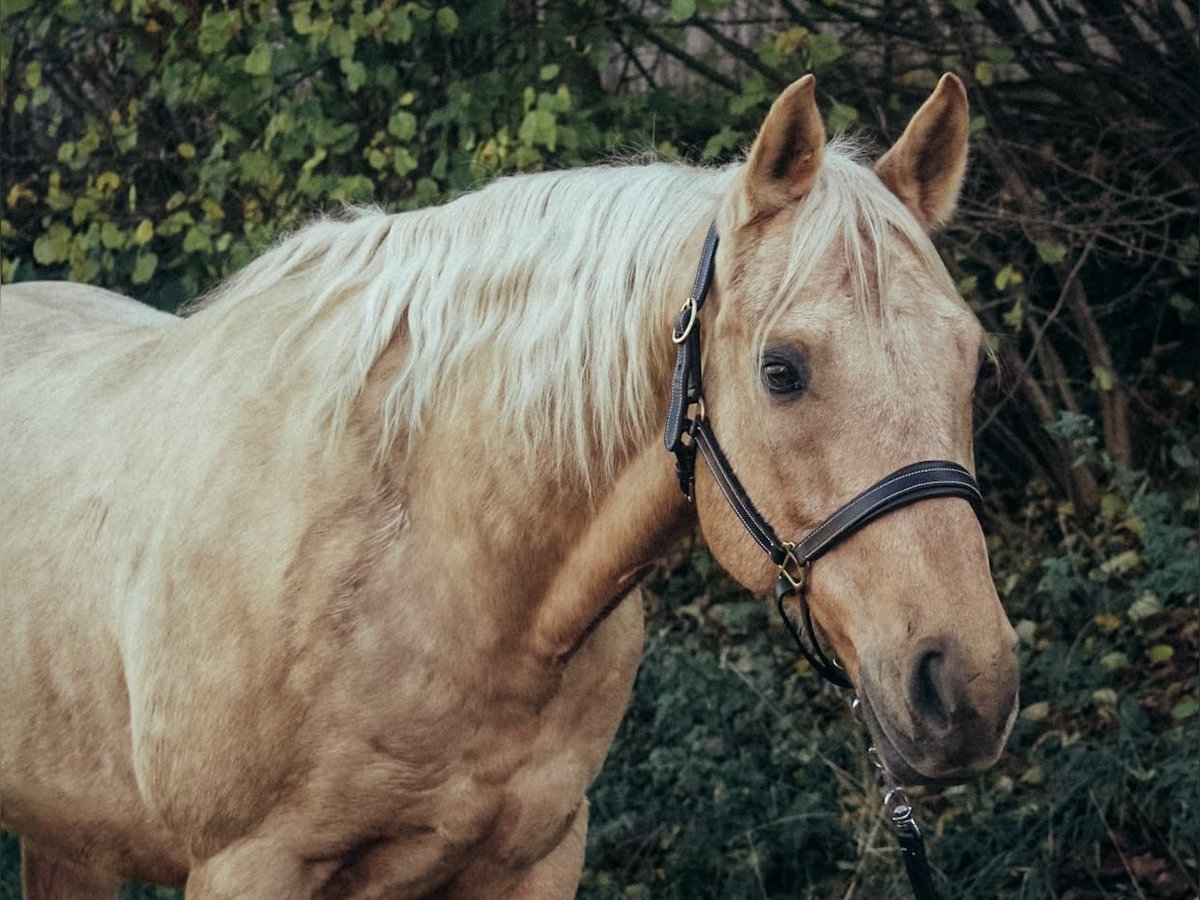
<box><xmin>760</xmin><ymin>348</ymin><xmax>808</xmax><ymax>398</ymax></box>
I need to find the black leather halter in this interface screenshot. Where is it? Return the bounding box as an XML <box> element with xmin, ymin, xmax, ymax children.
<box><xmin>664</xmin><ymin>223</ymin><xmax>984</xmax><ymax>688</ymax></box>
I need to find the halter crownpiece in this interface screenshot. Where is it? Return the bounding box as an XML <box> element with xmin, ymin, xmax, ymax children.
<box><xmin>663</xmin><ymin>222</ymin><xmax>985</xmax><ymax>900</ymax></box>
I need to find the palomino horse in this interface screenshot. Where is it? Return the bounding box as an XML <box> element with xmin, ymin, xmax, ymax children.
<box><xmin>1</xmin><ymin>74</ymin><xmax>1018</xmax><ymax>897</ymax></box>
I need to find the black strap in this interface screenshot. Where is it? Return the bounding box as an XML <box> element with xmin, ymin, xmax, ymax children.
<box><xmin>695</xmin><ymin>419</ymin><xmax>982</xmax><ymax>573</ymax></box>
<box><xmin>664</xmin><ymin>223</ymin><xmax>719</xmax><ymax>461</ymax></box>
<box><xmin>692</xmin><ymin>420</ymin><xmax>786</xmax><ymax>563</ymax></box>
<box><xmin>661</xmin><ymin>221</ymin><xmax>962</xmax><ymax>900</ymax></box>
<box><xmin>896</xmin><ymin>818</ymin><xmax>939</xmax><ymax>900</ymax></box>
<box><xmin>792</xmin><ymin>460</ymin><xmax>982</xmax><ymax>565</ymax></box>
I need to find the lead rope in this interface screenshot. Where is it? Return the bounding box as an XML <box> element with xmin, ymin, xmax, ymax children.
<box><xmin>852</xmin><ymin>698</ymin><xmax>939</xmax><ymax>899</ymax></box>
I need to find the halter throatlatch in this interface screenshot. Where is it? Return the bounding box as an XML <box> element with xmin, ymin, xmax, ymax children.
<box><xmin>664</xmin><ymin>222</ymin><xmax>985</xmax><ymax>900</ymax></box>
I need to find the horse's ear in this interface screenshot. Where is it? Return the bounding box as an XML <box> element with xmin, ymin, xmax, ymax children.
<box><xmin>875</xmin><ymin>73</ymin><xmax>969</xmax><ymax>229</ymax></box>
<box><xmin>736</xmin><ymin>74</ymin><xmax>825</xmax><ymax>225</ymax></box>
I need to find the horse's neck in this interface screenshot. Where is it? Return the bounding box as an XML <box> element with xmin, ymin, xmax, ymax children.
<box><xmin>349</xmin><ymin>214</ymin><xmax>713</xmax><ymax>660</ymax></box>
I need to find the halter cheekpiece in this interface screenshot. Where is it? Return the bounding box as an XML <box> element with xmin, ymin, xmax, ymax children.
<box><xmin>663</xmin><ymin>222</ymin><xmax>984</xmax><ymax>900</ymax></box>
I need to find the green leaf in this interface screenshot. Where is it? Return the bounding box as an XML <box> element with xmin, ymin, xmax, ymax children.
<box><xmin>1147</xmin><ymin>644</ymin><xmax>1174</xmax><ymax>664</ymax></box>
<box><xmin>0</xmin><ymin>0</ymin><xmax>36</xmax><ymax>16</ymax></box>
<box><xmin>341</xmin><ymin>58</ymin><xmax>367</xmax><ymax>92</ymax></box>
<box><xmin>974</xmin><ymin>61</ymin><xmax>993</xmax><ymax>86</ymax></box>
<box><xmin>131</xmin><ymin>251</ymin><xmax>158</xmax><ymax>284</ymax></box>
<box><xmin>436</xmin><ymin>7</ymin><xmax>459</xmax><ymax>34</ymax></box>
<box><xmin>1099</xmin><ymin>548</ymin><xmax>1139</xmax><ymax>575</ymax></box>
<box><xmin>994</xmin><ymin>263</ymin><xmax>1015</xmax><ymax>290</ymax></box>
<box><xmin>702</xmin><ymin>126</ymin><xmax>740</xmax><ymax>160</ymax></box>
<box><xmin>244</xmin><ymin>43</ymin><xmax>272</xmax><ymax>76</ymax></box>
<box><xmin>827</xmin><ymin>101</ymin><xmax>858</xmax><ymax>135</ymax></box>
<box><xmin>539</xmin><ymin>64</ymin><xmax>560</xmax><ymax>82</ymax></box>
<box><xmin>393</xmin><ymin>147</ymin><xmax>418</xmax><ymax>177</ymax></box>
<box><xmin>1128</xmin><ymin>592</ymin><xmax>1162</xmax><ymax>621</ymax></box>
<box><xmin>1036</xmin><ymin>241</ymin><xmax>1067</xmax><ymax>264</ymax></box>
<box><xmin>1173</xmin><ymin>697</ymin><xmax>1199</xmax><ymax>721</ymax></box>
<box><xmin>387</xmin><ymin>110</ymin><xmax>417</xmax><ymax>141</ymax></box>
<box><xmin>292</xmin><ymin>2</ymin><xmax>314</xmax><ymax>34</ymax></box>
<box><xmin>100</xmin><ymin>221</ymin><xmax>126</xmax><ymax>250</ymax></box>
<box><xmin>969</xmin><ymin>115</ymin><xmax>987</xmax><ymax>135</ymax></box>
<box><xmin>23</xmin><ymin>59</ymin><xmax>40</xmax><ymax>89</ymax></box>
<box><xmin>1002</xmin><ymin>298</ymin><xmax>1023</xmax><ymax>330</ymax></box>
<box><xmin>1100</xmin><ymin>651</ymin><xmax>1129</xmax><ymax>671</ymax></box>
<box><xmin>32</xmin><ymin>223</ymin><xmax>71</xmax><ymax>265</ymax></box>
<box><xmin>1168</xmin><ymin>292</ymin><xmax>1199</xmax><ymax>324</ymax></box>
<box><xmin>668</xmin><ymin>0</ymin><xmax>695</xmax><ymax>21</ymax></box>
<box><xmin>804</xmin><ymin>33</ymin><xmax>842</xmax><ymax>69</ymax></box>
<box><xmin>1170</xmin><ymin>441</ymin><xmax>1198</xmax><ymax>469</ymax></box>
<box><xmin>182</xmin><ymin>227</ymin><xmax>212</xmax><ymax>253</ymax></box>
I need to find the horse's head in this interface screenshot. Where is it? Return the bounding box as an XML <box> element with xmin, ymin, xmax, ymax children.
<box><xmin>696</xmin><ymin>74</ymin><xmax>1018</xmax><ymax>784</ymax></box>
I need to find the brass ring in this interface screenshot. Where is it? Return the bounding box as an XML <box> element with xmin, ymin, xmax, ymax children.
<box><xmin>671</xmin><ymin>298</ymin><xmax>698</xmax><ymax>344</ymax></box>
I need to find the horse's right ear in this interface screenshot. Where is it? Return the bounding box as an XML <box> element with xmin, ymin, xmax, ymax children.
<box><xmin>735</xmin><ymin>75</ymin><xmax>826</xmax><ymax>226</ymax></box>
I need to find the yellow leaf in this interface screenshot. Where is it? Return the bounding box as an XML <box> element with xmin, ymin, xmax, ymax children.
<box><xmin>1092</xmin><ymin>613</ymin><xmax>1120</xmax><ymax>632</ymax></box>
<box><xmin>95</xmin><ymin>171</ymin><xmax>120</xmax><ymax>193</ymax></box>
<box><xmin>1147</xmin><ymin>644</ymin><xmax>1174</xmax><ymax>664</ymax></box>
<box><xmin>201</xmin><ymin>199</ymin><xmax>225</xmax><ymax>221</ymax></box>
<box><xmin>1099</xmin><ymin>549</ymin><xmax>1140</xmax><ymax>575</ymax></box>
<box><xmin>133</xmin><ymin>218</ymin><xmax>154</xmax><ymax>245</ymax></box>
<box><xmin>178</xmin><ymin>142</ymin><xmax>196</xmax><ymax>159</ymax></box>
<box><xmin>1020</xmin><ymin>701</ymin><xmax>1050</xmax><ymax>722</ymax></box>
<box><xmin>775</xmin><ymin>25</ymin><xmax>809</xmax><ymax>56</ymax></box>
<box><xmin>6</xmin><ymin>184</ymin><xmax>35</xmax><ymax>206</ymax></box>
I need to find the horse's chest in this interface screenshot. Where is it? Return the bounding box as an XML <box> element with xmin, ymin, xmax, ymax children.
<box><xmin>324</xmin><ymin>590</ymin><xmax>645</xmax><ymax>894</ymax></box>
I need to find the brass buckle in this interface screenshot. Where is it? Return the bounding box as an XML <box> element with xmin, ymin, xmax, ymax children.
<box><xmin>777</xmin><ymin>541</ymin><xmax>809</xmax><ymax>592</ymax></box>
<box><xmin>672</xmin><ymin>298</ymin><xmax>698</xmax><ymax>344</ymax></box>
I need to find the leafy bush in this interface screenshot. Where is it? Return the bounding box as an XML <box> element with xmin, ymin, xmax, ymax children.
<box><xmin>586</xmin><ymin>440</ymin><xmax>1198</xmax><ymax>897</ymax></box>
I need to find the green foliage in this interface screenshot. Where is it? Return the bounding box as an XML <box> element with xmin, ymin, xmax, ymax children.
<box><xmin>585</xmin><ymin>451</ymin><xmax>1197</xmax><ymax>897</ymax></box>
<box><xmin>1</xmin><ymin>1</ymin><xmax>654</xmax><ymax>306</ymax></box>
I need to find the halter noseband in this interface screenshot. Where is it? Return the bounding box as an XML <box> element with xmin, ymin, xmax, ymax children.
<box><xmin>664</xmin><ymin>223</ymin><xmax>984</xmax><ymax>689</ymax></box>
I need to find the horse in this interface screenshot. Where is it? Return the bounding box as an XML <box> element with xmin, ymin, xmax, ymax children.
<box><xmin>0</xmin><ymin>73</ymin><xmax>1018</xmax><ymax>898</ymax></box>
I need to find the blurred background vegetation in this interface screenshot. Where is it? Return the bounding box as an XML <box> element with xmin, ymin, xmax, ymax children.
<box><xmin>1</xmin><ymin>0</ymin><xmax>1196</xmax><ymax>897</ymax></box>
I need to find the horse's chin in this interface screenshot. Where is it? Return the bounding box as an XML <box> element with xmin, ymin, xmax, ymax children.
<box><xmin>853</xmin><ymin>687</ymin><xmax>987</xmax><ymax>788</ymax></box>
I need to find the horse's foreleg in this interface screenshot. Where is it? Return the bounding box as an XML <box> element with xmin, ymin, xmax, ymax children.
<box><xmin>20</xmin><ymin>841</ymin><xmax>118</xmax><ymax>900</ymax></box>
<box><xmin>505</xmin><ymin>801</ymin><xmax>588</xmax><ymax>900</ymax></box>
<box><xmin>185</xmin><ymin>838</ymin><xmax>332</xmax><ymax>900</ymax></box>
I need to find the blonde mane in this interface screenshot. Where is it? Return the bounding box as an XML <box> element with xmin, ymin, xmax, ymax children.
<box><xmin>198</xmin><ymin>142</ymin><xmax>940</xmax><ymax>483</ymax></box>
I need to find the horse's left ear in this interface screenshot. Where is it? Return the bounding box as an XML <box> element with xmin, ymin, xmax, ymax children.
<box><xmin>875</xmin><ymin>73</ymin><xmax>969</xmax><ymax>230</ymax></box>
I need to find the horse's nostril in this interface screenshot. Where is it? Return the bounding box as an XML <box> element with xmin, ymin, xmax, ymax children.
<box><xmin>910</xmin><ymin>650</ymin><xmax>951</xmax><ymax>732</ymax></box>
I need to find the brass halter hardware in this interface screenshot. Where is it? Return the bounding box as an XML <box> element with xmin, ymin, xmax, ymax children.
<box><xmin>776</xmin><ymin>541</ymin><xmax>809</xmax><ymax>593</ymax></box>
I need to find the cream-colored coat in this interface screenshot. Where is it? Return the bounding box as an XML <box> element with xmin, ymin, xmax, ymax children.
<box><xmin>0</xmin><ymin>75</ymin><xmax>1018</xmax><ymax>898</ymax></box>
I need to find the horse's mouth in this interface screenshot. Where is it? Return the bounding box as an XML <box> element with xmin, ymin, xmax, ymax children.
<box><xmin>853</xmin><ymin>686</ymin><xmax>987</xmax><ymax>787</ymax></box>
